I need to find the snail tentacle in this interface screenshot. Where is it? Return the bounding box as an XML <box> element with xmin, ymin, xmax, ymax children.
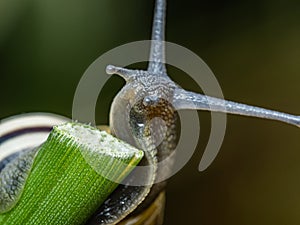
<box><xmin>173</xmin><ymin>88</ymin><xmax>300</xmax><ymax>128</ymax></box>
<box><xmin>148</xmin><ymin>0</ymin><xmax>167</xmax><ymax>75</ymax></box>
<box><xmin>106</xmin><ymin>65</ymin><xmax>137</xmax><ymax>82</ymax></box>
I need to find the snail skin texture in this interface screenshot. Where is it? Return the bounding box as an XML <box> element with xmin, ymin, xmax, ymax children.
<box><xmin>91</xmin><ymin>0</ymin><xmax>300</xmax><ymax>224</ymax></box>
<box><xmin>1</xmin><ymin>0</ymin><xmax>300</xmax><ymax>225</ymax></box>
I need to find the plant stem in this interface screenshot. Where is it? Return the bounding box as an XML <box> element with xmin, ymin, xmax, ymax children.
<box><xmin>0</xmin><ymin>122</ymin><xmax>143</xmax><ymax>225</ymax></box>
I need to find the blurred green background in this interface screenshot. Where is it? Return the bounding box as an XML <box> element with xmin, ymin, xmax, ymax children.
<box><xmin>1</xmin><ymin>0</ymin><xmax>300</xmax><ymax>224</ymax></box>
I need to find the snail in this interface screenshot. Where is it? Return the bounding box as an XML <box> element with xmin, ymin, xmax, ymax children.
<box><xmin>1</xmin><ymin>0</ymin><xmax>300</xmax><ymax>225</ymax></box>
<box><xmin>88</xmin><ymin>0</ymin><xmax>300</xmax><ymax>224</ymax></box>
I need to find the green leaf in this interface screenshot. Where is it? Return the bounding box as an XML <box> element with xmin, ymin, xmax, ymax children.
<box><xmin>0</xmin><ymin>122</ymin><xmax>143</xmax><ymax>225</ymax></box>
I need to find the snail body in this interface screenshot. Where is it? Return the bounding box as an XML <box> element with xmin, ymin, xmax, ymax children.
<box><xmin>1</xmin><ymin>0</ymin><xmax>300</xmax><ymax>224</ymax></box>
<box><xmin>90</xmin><ymin>0</ymin><xmax>300</xmax><ymax>223</ymax></box>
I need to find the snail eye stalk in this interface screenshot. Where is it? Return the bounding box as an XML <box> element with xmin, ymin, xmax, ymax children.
<box><xmin>148</xmin><ymin>0</ymin><xmax>167</xmax><ymax>75</ymax></box>
<box><xmin>173</xmin><ymin>88</ymin><xmax>300</xmax><ymax>128</ymax></box>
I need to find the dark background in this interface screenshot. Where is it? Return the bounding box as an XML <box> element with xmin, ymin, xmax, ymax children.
<box><xmin>1</xmin><ymin>0</ymin><xmax>300</xmax><ymax>224</ymax></box>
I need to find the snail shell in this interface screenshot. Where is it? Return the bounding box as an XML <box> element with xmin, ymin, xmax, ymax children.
<box><xmin>0</xmin><ymin>113</ymin><xmax>69</xmax><ymax>163</ymax></box>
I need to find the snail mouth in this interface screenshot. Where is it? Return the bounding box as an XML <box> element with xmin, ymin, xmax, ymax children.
<box><xmin>143</xmin><ymin>96</ymin><xmax>160</xmax><ymax>107</ymax></box>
